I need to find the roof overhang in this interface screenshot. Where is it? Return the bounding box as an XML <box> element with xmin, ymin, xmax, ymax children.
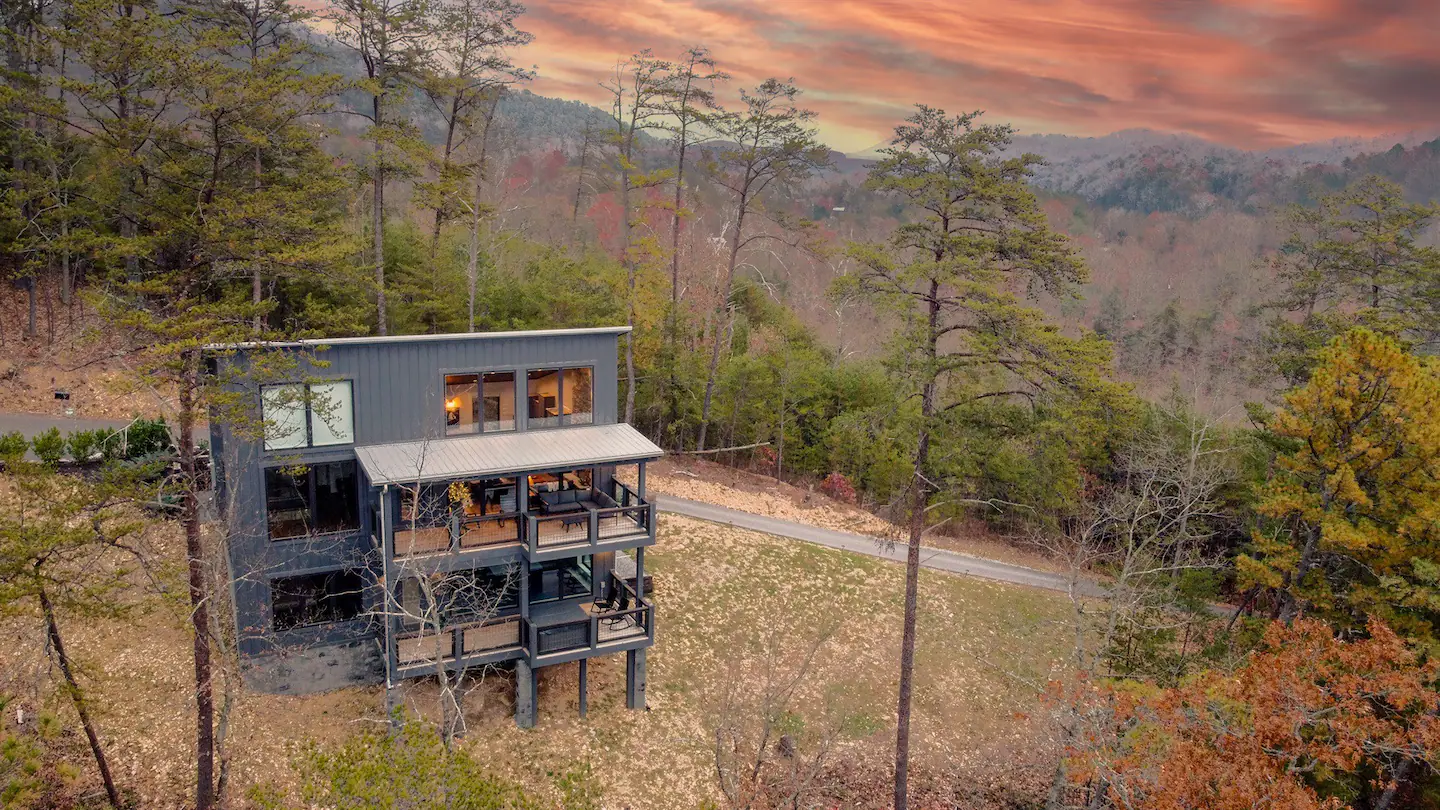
<box><xmin>354</xmin><ymin>423</ymin><xmax>663</xmax><ymax>486</ymax></box>
<box><xmin>205</xmin><ymin>326</ymin><xmax>631</xmax><ymax>353</ymax></box>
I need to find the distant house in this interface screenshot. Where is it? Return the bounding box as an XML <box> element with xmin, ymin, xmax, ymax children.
<box><xmin>207</xmin><ymin>327</ymin><xmax>661</xmax><ymax>727</ymax></box>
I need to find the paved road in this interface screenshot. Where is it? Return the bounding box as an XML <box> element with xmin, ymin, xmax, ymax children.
<box><xmin>0</xmin><ymin>412</ymin><xmax>135</xmax><ymax>439</ymax></box>
<box><xmin>0</xmin><ymin>412</ymin><xmax>1097</xmax><ymax>597</ymax></box>
<box><xmin>653</xmin><ymin>493</ymin><xmax>1105</xmax><ymax>597</ymax></box>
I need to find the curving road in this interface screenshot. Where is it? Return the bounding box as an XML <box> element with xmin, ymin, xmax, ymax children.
<box><xmin>653</xmin><ymin>493</ymin><xmax>1106</xmax><ymax>597</ymax></box>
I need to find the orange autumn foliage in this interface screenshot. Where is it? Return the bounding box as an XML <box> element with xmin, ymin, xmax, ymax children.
<box><xmin>1077</xmin><ymin>619</ymin><xmax>1440</xmax><ymax>810</ymax></box>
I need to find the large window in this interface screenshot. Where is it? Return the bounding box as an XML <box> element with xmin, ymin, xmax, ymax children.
<box><xmin>529</xmin><ymin>556</ymin><xmax>592</xmax><ymax>603</ymax></box>
<box><xmin>444</xmin><ymin>371</ymin><xmax>516</xmax><ymax>435</ymax></box>
<box><xmin>271</xmin><ymin>570</ymin><xmax>364</xmax><ymax>631</ymax></box>
<box><xmin>483</xmin><ymin>372</ymin><xmax>516</xmax><ymax>432</ymax></box>
<box><xmin>526</xmin><ymin>369</ymin><xmax>561</xmax><ymax>428</ymax></box>
<box><xmin>526</xmin><ymin>367</ymin><xmax>593</xmax><ymax>429</ymax></box>
<box><xmin>563</xmin><ymin>368</ymin><xmax>593</xmax><ymax>425</ymax></box>
<box><xmin>262</xmin><ymin>381</ymin><xmax>354</xmax><ymax>450</ymax></box>
<box><xmin>264</xmin><ymin>461</ymin><xmax>359</xmax><ymax>540</ymax></box>
<box><xmin>444</xmin><ymin>374</ymin><xmax>479</xmax><ymax>435</ymax></box>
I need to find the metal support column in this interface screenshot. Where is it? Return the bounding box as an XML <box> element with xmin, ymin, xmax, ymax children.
<box><xmin>578</xmin><ymin>659</ymin><xmax>588</xmax><ymax>718</ymax></box>
<box><xmin>625</xmin><ymin>648</ymin><xmax>646</xmax><ymax>710</ymax></box>
<box><xmin>515</xmin><ymin>660</ymin><xmax>538</xmax><ymax>729</ymax></box>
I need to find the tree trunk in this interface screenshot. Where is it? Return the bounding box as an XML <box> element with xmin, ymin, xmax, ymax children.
<box><xmin>1375</xmin><ymin>754</ymin><xmax>1415</xmax><ymax>810</ymax></box>
<box><xmin>428</xmin><ymin>96</ymin><xmax>461</xmax><ymax>266</ymax></box>
<box><xmin>894</xmin><ymin>278</ymin><xmax>939</xmax><ymax>810</ymax></box>
<box><xmin>466</xmin><ymin>194</ymin><xmax>481</xmax><ymax>333</ymax></box>
<box><xmin>698</xmin><ymin>204</ymin><xmax>746</xmax><ymax>452</ymax></box>
<box><xmin>252</xmin><ymin>146</ymin><xmax>263</xmax><ymax>333</ymax></box>
<box><xmin>465</xmin><ymin>93</ymin><xmax>501</xmax><ymax>333</ymax></box>
<box><xmin>372</xmin><ymin>95</ymin><xmax>388</xmax><ymax>336</ymax></box>
<box><xmin>1278</xmin><ymin>523</ymin><xmax>1321</xmax><ymax>623</ymax></box>
<box><xmin>179</xmin><ymin>351</ymin><xmax>216</xmax><ymax>810</ymax></box>
<box><xmin>663</xmin><ymin>121</ymin><xmax>689</xmax><ymax>447</ymax></box>
<box><xmin>620</xmin><ymin>131</ymin><xmax>637</xmax><ymax>425</ymax></box>
<box><xmin>40</xmin><ymin>587</ymin><xmax>122</xmax><ymax>810</ymax></box>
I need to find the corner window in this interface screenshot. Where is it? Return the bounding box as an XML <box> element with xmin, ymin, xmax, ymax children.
<box><xmin>445</xmin><ymin>371</ymin><xmax>516</xmax><ymax>435</ymax></box>
<box><xmin>445</xmin><ymin>374</ymin><xmax>479</xmax><ymax>436</ymax></box>
<box><xmin>265</xmin><ymin>461</ymin><xmax>359</xmax><ymax>540</ymax></box>
<box><xmin>563</xmin><ymin>368</ymin><xmax>593</xmax><ymax>425</ymax></box>
<box><xmin>261</xmin><ymin>381</ymin><xmax>354</xmax><ymax>450</ymax></box>
<box><xmin>272</xmin><ymin>570</ymin><xmax>364</xmax><ymax>631</ymax></box>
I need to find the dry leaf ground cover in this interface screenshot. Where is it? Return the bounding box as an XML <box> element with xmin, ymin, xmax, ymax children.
<box><xmin>1</xmin><ymin>513</ymin><xmax>1074</xmax><ymax>809</ymax></box>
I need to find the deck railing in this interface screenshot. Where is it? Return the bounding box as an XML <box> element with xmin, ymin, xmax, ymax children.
<box><xmin>395</xmin><ymin>615</ymin><xmax>526</xmax><ymax>668</ymax></box>
<box><xmin>458</xmin><ymin>512</ymin><xmax>522</xmax><ymax>550</ymax></box>
<box><xmin>388</xmin><ymin>482</ymin><xmax>654</xmax><ymax>561</ymax></box>
<box><xmin>524</xmin><ymin>488</ymin><xmax>654</xmax><ymax>556</ymax></box>
<box><xmin>528</xmin><ymin>599</ymin><xmax>653</xmax><ymax>658</ymax></box>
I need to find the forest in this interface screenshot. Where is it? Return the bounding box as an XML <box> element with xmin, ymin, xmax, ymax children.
<box><xmin>3</xmin><ymin>0</ymin><xmax>1440</xmax><ymax>807</ymax></box>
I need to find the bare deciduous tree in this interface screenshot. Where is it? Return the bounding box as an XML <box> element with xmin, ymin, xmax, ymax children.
<box><xmin>1036</xmin><ymin>397</ymin><xmax>1237</xmax><ymax>810</ymax></box>
<box><xmin>708</xmin><ymin>620</ymin><xmax>846</xmax><ymax>810</ymax></box>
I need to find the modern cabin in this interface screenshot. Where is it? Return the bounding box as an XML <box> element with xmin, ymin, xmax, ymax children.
<box><xmin>206</xmin><ymin>327</ymin><xmax>661</xmax><ymax>727</ymax></box>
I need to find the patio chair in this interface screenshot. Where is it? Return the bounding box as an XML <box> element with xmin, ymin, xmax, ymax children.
<box><xmin>602</xmin><ymin>588</ymin><xmax>633</xmax><ymax>629</ymax></box>
<box><xmin>593</xmin><ymin>584</ymin><xmax>619</xmax><ymax>613</ymax></box>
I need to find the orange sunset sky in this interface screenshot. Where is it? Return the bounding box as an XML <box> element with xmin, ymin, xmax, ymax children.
<box><xmin>509</xmin><ymin>0</ymin><xmax>1440</xmax><ymax>152</ymax></box>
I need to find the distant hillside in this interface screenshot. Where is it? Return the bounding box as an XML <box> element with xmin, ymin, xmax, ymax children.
<box><xmin>1002</xmin><ymin>129</ymin><xmax>1440</xmax><ymax>215</ymax></box>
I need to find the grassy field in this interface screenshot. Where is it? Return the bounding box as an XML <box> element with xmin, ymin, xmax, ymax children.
<box><xmin>1</xmin><ymin>513</ymin><xmax>1075</xmax><ymax>809</ymax></box>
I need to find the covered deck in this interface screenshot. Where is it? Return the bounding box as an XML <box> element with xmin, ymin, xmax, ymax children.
<box><xmin>357</xmin><ymin>423</ymin><xmax>663</xmax><ymax>563</ymax></box>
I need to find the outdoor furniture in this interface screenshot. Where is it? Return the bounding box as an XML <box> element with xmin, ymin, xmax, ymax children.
<box><xmin>559</xmin><ymin>511</ymin><xmax>588</xmax><ymax>533</ymax></box>
<box><xmin>602</xmin><ymin>588</ymin><xmax>633</xmax><ymax>628</ymax></box>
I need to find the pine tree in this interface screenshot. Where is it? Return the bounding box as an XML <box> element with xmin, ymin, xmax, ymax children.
<box><xmin>417</xmin><ymin>0</ymin><xmax>531</xmax><ymax>269</ymax></box>
<box><xmin>1240</xmin><ymin>328</ymin><xmax>1440</xmax><ymax>645</ymax></box>
<box><xmin>602</xmin><ymin>49</ymin><xmax>673</xmax><ymax>424</ymax></box>
<box><xmin>656</xmin><ymin>45</ymin><xmax>726</xmax><ymax>441</ymax></box>
<box><xmin>74</xmin><ymin>4</ymin><xmax>349</xmax><ymax>805</ymax></box>
<box><xmin>1259</xmin><ymin>176</ymin><xmax>1440</xmax><ymax>385</ymax></box>
<box><xmin>0</xmin><ymin>458</ymin><xmax>147</xmax><ymax>810</ymax></box>
<box><xmin>325</xmin><ymin>0</ymin><xmax>433</xmax><ymax>335</ymax></box>
<box><xmin>840</xmin><ymin>106</ymin><xmax>1110</xmax><ymax>810</ymax></box>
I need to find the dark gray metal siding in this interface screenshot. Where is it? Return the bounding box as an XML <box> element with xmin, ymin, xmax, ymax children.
<box><xmin>212</xmin><ymin>331</ymin><xmax>623</xmax><ymax>669</ymax></box>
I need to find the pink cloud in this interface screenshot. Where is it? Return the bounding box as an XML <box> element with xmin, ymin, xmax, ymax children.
<box><xmin>511</xmin><ymin>0</ymin><xmax>1440</xmax><ymax>150</ymax></box>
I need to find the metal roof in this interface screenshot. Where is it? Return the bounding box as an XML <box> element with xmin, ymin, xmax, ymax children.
<box><xmin>354</xmin><ymin>423</ymin><xmax>663</xmax><ymax>486</ymax></box>
<box><xmin>205</xmin><ymin>326</ymin><xmax>631</xmax><ymax>352</ymax></box>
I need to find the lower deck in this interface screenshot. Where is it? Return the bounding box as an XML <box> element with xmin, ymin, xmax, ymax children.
<box><xmin>391</xmin><ymin>568</ymin><xmax>653</xmax><ymax>677</ymax></box>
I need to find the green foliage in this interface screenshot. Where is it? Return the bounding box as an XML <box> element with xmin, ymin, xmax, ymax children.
<box><xmin>0</xmin><ymin>702</ymin><xmax>74</xmax><ymax>810</ymax></box>
<box><xmin>65</xmin><ymin>430</ymin><xmax>100</xmax><ymax>464</ymax></box>
<box><xmin>840</xmin><ymin>106</ymin><xmax>1131</xmax><ymax>524</ymax></box>
<box><xmin>94</xmin><ymin>429</ymin><xmax>124</xmax><ymax>462</ymax></box>
<box><xmin>124</xmin><ymin>418</ymin><xmax>171</xmax><ymax>459</ymax></box>
<box><xmin>29</xmin><ymin>428</ymin><xmax>64</xmax><ymax>467</ymax></box>
<box><xmin>287</xmin><ymin>717</ymin><xmax>573</xmax><ymax>810</ymax></box>
<box><xmin>1240</xmin><ymin>328</ymin><xmax>1440</xmax><ymax>647</ymax></box>
<box><xmin>1257</xmin><ymin>175</ymin><xmax>1440</xmax><ymax>385</ymax></box>
<box><xmin>0</xmin><ymin>433</ymin><xmax>26</xmax><ymax>464</ymax></box>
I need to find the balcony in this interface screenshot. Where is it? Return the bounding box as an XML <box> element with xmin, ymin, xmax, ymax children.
<box><xmin>527</xmin><ymin>578</ymin><xmax>654</xmax><ymax>665</ymax></box>
<box><xmin>389</xmin><ymin>480</ymin><xmax>654</xmax><ymax>563</ymax></box>
<box><xmin>389</xmin><ymin>577</ymin><xmax>654</xmax><ymax>675</ymax></box>
<box><xmin>526</xmin><ymin>481</ymin><xmax>654</xmax><ymax>560</ymax></box>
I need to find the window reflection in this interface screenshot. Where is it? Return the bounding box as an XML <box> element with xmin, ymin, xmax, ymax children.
<box><xmin>445</xmin><ymin>374</ymin><xmax>479</xmax><ymax>435</ymax></box>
